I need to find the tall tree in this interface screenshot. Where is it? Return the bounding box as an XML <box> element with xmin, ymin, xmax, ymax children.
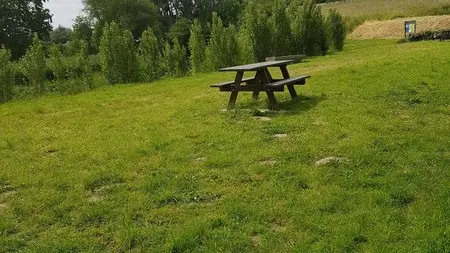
<box><xmin>83</xmin><ymin>0</ymin><xmax>159</xmax><ymax>38</ymax></box>
<box><xmin>189</xmin><ymin>19</ymin><xmax>206</xmax><ymax>74</ymax></box>
<box><xmin>139</xmin><ymin>27</ymin><xmax>163</xmax><ymax>81</ymax></box>
<box><xmin>0</xmin><ymin>0</ymin><xmax>52</xmax><ymax>59</ymax></box>
<box><xmin>50</xmin><ymin>26</ymin><xmax>72</xmax><ymax>44</ymax></box>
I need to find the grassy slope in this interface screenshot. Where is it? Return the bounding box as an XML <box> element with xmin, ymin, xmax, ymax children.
<box><xmin>321</xmin><ymin>0</ymin><xmax>450</xmax><ymax>19</ymax></box>
<box><xmin>1</xmin><ymin>40</ymin><xmax>450</xmax><ymax>252</ymax></box>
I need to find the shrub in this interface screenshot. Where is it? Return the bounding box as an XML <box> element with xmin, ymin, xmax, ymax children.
<box><xmin>241</xmin><ymin>2</ymin><xmax>273</xmax><ymax>61</ymax></box>
<box><xmin>138</xmin><ymin>27</ymin><xmax>163</xmax><ymax>82</ymax></box>
<box><xmin>73</xmin><ymin>40</ymin><xmax>93</xmax><ymax>89</ymax></box>
<box><xmin>327</xmin><ymin>8</ymin><xmax>346</xmax><ymax>51</ymax></box>
<box><xmin>271</xmin><ymin>0</ymin><xmax>293</xmax><ymax>56</ymax></box>
<box><xmin>48</xmin><ymin>44</ymin><xmax>67</xmax><ymax>82</ymax></box>
<box><xmin>0</xmin><ymin>47</ymin><xmax>14</xmax><ymax>103</ymax></box>
<box><xmin>205</xmin><ymin>13</ymin><xmax>227</xmax><ymax>71</ymax></box>
<box><xmin>237</xmin><ymin>27</ymin><xmax>255</xmax><ymax>64</ymax></box>
<box><xmin>21</xmin><ymin>33</ymin><xmax>47</xmax><ymax>94</ymax></box>
<box><xmin>172</xmin><ymin>38</ymin><xmax>188</xmax><ymax>77</ymax></box>
<box><xmin>99</xmin><ymin>22</ymin><xmax>138</xmax><ymax>85</ymax></box>
<box><xmin>163</xmin><ymin>41</ymin><xmax>174</xmax><ymax>77</ymax></box>
<box><xmin>188</xmin><ymin>19</ymin><xmax>206</xmax><ymax>74</ymax></box>
<box><xmin>224</xmin><ymin>25</ymin><xmax>239</xmax><ymax>67</ymax></box>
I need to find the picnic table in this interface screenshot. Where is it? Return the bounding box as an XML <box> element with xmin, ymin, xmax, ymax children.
<box><xmin>210</xmin><ymin>60</ymin><xmax>310</xmax><ymax>110</ymax></box>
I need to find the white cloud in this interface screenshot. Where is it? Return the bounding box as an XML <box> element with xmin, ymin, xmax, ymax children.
<box><xmin>44</xmin><ymin>0</ymin><xmax>84</xmax><ymax>28</ymax></box>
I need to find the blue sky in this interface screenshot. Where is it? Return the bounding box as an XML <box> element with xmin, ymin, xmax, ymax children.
<box><xmin>44</xmin><ymin>0</ymin><xmax>84</xmax><ymax>28</ymax></box>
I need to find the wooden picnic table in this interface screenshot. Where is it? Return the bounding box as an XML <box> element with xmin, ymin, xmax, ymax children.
<box><xmin>211</xmin><ymin>60</ymin><xmax>310</xmax><ymax>110</ymax></box>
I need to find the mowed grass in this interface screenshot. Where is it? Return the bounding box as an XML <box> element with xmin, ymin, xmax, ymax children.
<box><xmin>1</xmin><ymin>40</ymin><xmax>450</xmax><ymax>252</ymax></box>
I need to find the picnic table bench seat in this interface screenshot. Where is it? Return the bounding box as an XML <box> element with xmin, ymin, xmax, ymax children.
<box><xmin>265</xmin><ymin>75</ymin><xmax>311</xmax><ymax>89</ymax></box>
<box><xmin>210</xmin><ymin>77</ymin><xmax>255</xmax><ymax>88</ymax></box>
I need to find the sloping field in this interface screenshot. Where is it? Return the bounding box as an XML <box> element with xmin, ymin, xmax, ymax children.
<box><xmin>349</xmin><ymin>15</ymin><xmax>450</xmax><ymax>39</ymax></box>
<box><xmin>1</xmin><ymin>40</ymin><xmax>450</xmax><ymax>252</ymax></box>
<box><xmin>321</xmin><ymin>0</ymin><xmax>450</xmax><ymax>18</ymax></box>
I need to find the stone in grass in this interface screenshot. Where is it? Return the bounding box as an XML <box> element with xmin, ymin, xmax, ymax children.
<box><xmin>194</xmin><ymin>157</ymin><xmax>207</xmax><ymax>162</ymax></box>
<box><xmin>254</xmin><ymin>116</ymin><xmax>272</xmax><ymax>121</ymax></box>
<box><xmin>260</xmin><ymin>160</ymin><xmax>278</xmax><ymax>166</ymax></box>
<box><xmin>273</xmin><ymin>133</ymin><xmax>288</xmax><ymax>138</ymax></box>
<box><xmin>315</xmin><ymin>157</ymin><xmax>344</xmax><ymax>166</ymax></box>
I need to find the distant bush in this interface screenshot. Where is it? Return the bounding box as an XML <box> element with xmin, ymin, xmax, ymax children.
<box><xmin>21</xmin><ymin>33</ymin><xmax>47</xmax><ymax>94</ymax></box>
<box><xmin>99</xmin><ymin>22</ymin><xmax>138</xmax><ymax>85</ymax></box>
<box><xmin>327</xmin><ymin>8</ymin><xmax>346</xmax><ymax>51</ymax></box>
<box><xmin>163</xmin><ymin>41</ymin><xmax>174</xmax><ymax>77</ymax></box>
<box><xmin>72</xmin><ymin>40</ymin><xmax>93</xmax><ymax>89</ymax></box>
<box><xmin>241</xmin><ymin>4</ymin><xmax>273</xmax><ymax>61</ymax></box>
<box><xmin>138</xmin><ymin>27</ymin><xmax>163</xmax><ymax>81</ymax></box>
<box><xmin>0</xmin><ymin>47</ymin><xmax>14</xmax><ymax>103</ymax></box>
<box><xmin>237</xmin><ymin>27</ymin><xmax>254</xmax><ymax>64</ymax></box>
<box><xmin>188</xmin><ymin>19</ymin><xmax>206</xmax><ymax>74</ymax></box>
<box><xmin>271</xmin><ymin>0</ymin><xmax>292</xmax><ymax>56</ymax></box>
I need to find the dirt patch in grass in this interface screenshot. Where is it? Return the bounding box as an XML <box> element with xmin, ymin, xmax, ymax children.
<box><xmin>349</xmin><ymin>15</ymin><xmax>450</xmax><ymax>39</ymax></box>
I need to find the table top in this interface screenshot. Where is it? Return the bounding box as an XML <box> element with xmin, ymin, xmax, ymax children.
<box><xmin>219</xmin><ymin>60</ymin><xmax>294</xmax><ymax>72</ymax></box>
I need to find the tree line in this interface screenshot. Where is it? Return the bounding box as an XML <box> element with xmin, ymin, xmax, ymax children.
<box><xmin>0</xmin><ymin>0</ymin><xmax>346</xmax><ymax>103</ymax></box>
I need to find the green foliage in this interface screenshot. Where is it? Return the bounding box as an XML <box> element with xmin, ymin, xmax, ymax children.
<box><xmin>327</xmin><ymin>9</ymin><xmax>347</xmax><ymax>51</ymax></box>
<box><xmin>0</xmin><ymin>47</ymin><xmax>14</xmax><ymax>103</ymax></box>
<box><xmin>205</xmin><ymin>13</ymin><xmax>238</xmax><ymax>70</ymax></box>
<box><xmin>237</xmin><ymin>28</ymin><xmax>255</xmax><ymax>64</ymax></box>
<box><xmin>163</xmin><ymin>41</ymin><xmax>174</xmax><ymax>77</ymax></box>
<box><xmin>99</xmin><ymin>22</ymin><xmax>139</xmax><ymax>85</ymax></box>
<box><xmin>241</xmin><ymin>2</ymin><xmax>273</xmax><ymax>61</ymax></box>
<box><xmin>73</xmin><ymin>40</ymin><xmax>93</xmax><ymax>89</ymax></box>
<box><xmin>172</xmin><ymin>39</ymin><xmax>189</xmax><ymax>77</ymax></box>
<box><xmin>72</xmin><ymin>16</ymin><xmax>95</xmax><ymax>54</ymax></box>
<box><xmin>299</xmin><ymin>0</ymin><xmax>329</xmax><ymax>56</ymax></box>
<box><xmin>188</xmin><ymin>19</ymin><xmax>206</xmax><ymax>74</ymax></box>
<box><xmin>50</xmin><ymin>26</ymin><xmax>73</xmax><ymax>44</ymax></box>
<box><xmin>169</xmin><ymin>18</ymin><xmax>192</xmax><ymax>49</ymax></box>
<box><xmin>84</xmin><ymin>0</ymin><xmax>158</xmax><ymax>38</ymax></box>
<box><xmin>48</xmin><ymin>44</ymin><xmax>67</xmax><ymax>82</ymax></box>
<box><xmin>20</xmin><ymin>34</ymin><xmax>47</xmax><ymax>94</ymax></box>
<box><xmin>0</xmin><ymin>0</ymin><xmax>52</xmax><ymax>59</ymax></box>
<box><xmin>138</xmin><ymin>28</ymin><xmax>163</xmax><ymax>82</ymax></box>
<box><xmin>270</xmin><ymin>0</ymin><xmax>293</xmax><ymax>56</ymax></box>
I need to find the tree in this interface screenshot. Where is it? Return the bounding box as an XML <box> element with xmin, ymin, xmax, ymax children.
<box><xmin>138</xmin><ymin>27</ymin><xmax>163</xmax><ymax>81</ymax></box>
<box><xmin>21</xmin><ymin>34</ymin><xmax>47</xmax><ymax>94</ymax></box>
<box><xmin>169</xmin><ymin>18</ymin><xmax>192</xmax><ymax>49</ymax></box>
<box><xmin>188</xmin><ymin>19</ymin><xmax>206</xmax><ymax>74</ymax></box>
<box><xmin>99</xmin><ymin>22</ymin><xmax>139</xmax><ymax>84</ymax></box>
<box><xmin>237</xmin><ymin>27</ymin><xmax>254</xmax><ymax>64</ymax></box>
<box><xmin>327</xmin><ymin>9</ymin><xmax>346</xmax><ymax>51</ymax></box>
<box><xmin>0</xmin><ymin>0</ymin><xmax>52</xmax><ymax>59</ymax></box>
<box><xmin>0</xmin><ymin>47</ymin><xmax>14</xmax><ymax>103</ymax></box>
<box><xmin>162</xmin><ymin>41</ymin><xmax>174</xmax><ymax>76</ymax></box>
<box><xmin>48</xmin><ymin>44</ymin><xmax>67</xmax><ymax>83</ymax></box>
<box><xmin>50</xmin><ymin>26</ymin><xmax>73</xmax><ymax>44</ymax></box>
<box><xmin>205</xmin><ymin>13</ymin><xmax>227</xmax><ymax>71</ymax></box>
<box><xmin>271</xmin><ymin>1</ymin><xmax>292</xmax><ymax>56</ymax></box>
<box><xmin>83</xmin><ymin>0</ymin><xmax>159</xmax><ymax>39</ymax></box>
<box><xmin>172</xmin><ymin>38</ymin><xmax>188</xmax><ymax>77</ymax></box>
<box><xmin>72</xmin><ymin>16</ymin><xmax>94</xmax><ymax>53</ymax></box>
<box><xmin>241</xmin><ymin>1</ymin><xmax>273</xmax><ymax>61</ymax></box>
<box><xmin>299</xmin><ymin>0</ymin><xmax>328</xmax><ymax>56</ymax></box>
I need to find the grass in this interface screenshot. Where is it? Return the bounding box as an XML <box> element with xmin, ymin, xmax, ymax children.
<box><xmin>1</xmin><ymin>40</ymin><xmax>450</xmax><ymax>252</ymax></box>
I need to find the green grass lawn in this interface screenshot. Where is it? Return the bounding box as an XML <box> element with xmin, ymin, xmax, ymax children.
<box><xmin>1</xmin><ymin>40</ymin><xmax>449</xmax><ymax>252</ymax></box>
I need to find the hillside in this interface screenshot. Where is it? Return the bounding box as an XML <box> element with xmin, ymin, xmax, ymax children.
<box><xmin>321</xmin><ymin>0</ymin><xmax>450</xmax><ymax>19</ymax></box>
<box><xmin>1</xmin><ymin>40</ymin><xmax>449</xmax><ymax>252</ymax></box>
<box><xmin>349</xmin><ymin>15</ymin><xmax>450</xmax><ymax>39</ymax></box>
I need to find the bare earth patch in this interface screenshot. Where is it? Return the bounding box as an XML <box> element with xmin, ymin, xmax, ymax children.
<box><xmin>349</xmin><ymin>15</ymin><xmax>450</xmax><ymax>40</ymax></box>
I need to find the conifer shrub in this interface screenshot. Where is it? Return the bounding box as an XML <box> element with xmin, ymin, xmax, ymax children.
<box><xmin>188</xmin><ymin>19</ymin><xmax>206</xmax><ymax>74</ymax></box>
<box><xmin>172</xmin><ymin>38</ymin><xmax>188</xmax><ymax>77</ymax></box>
<box><xmin>99</xmin><ymin>22</ymin><xmax>138</xmax><ymax>85</ymax></box>
<box><xmin>138</xmin><ymin>27</ymin><xmax>163</xmax><ymax>82</ymax></box>
<box><xmin>327</xmin><ymin>8</ymin><xmax>346</xmax><ymax>51</ymax></box>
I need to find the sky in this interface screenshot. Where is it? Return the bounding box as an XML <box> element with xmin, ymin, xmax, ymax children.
<box><xmin>44</xmin><ymin>0</ymin><xmax>85</xmax><ymax>28</ymax></box>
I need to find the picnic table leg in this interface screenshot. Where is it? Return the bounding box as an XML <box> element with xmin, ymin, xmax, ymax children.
<box><xmin>262</xmin><ymin>68</ymin><xmax>280</xmax><ymax>111</ymax></box>
<box><xmin>280</xmin><ymin>65</ymin><xmax>298</xmax><ymax>99</ymax></box>
<box><xmin>227</xmin><ymin>71</ymin><xmax>244</xmax><ymax>110</ymax></box>
<box><xmin>252</xmin><ymin>91</ymin><xmax>260</xmax><ymax>100</ymax></box>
